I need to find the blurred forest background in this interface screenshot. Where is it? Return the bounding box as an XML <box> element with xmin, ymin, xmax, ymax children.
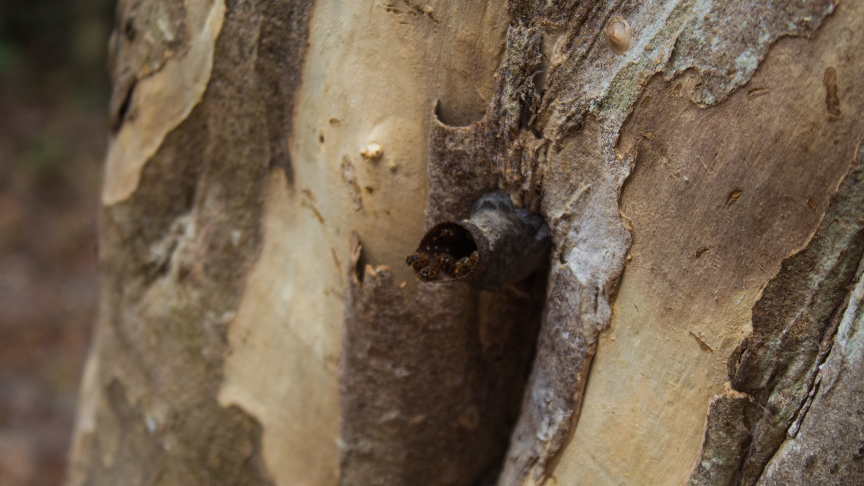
<box><xmin>0</xmin><ymin>0</ymin><xmax>114</xmax><ymax>483</ymax></box>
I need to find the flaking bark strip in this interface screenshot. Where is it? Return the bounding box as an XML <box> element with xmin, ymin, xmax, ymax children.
<box><xmin>688</xmin><ymin>384</ymin><xmax>760</xmax><ymax>486</ymax></box>
<box><xmin>101</xmin><ymin>0</ymin><xmax>226</xmax><ymax>204</ymax></box>
<box><xmin>107</xmin><ymin>0</ymin><xmax>191</xmax><ymax>130</ymax></box>
<box><xmin>688</xmin><ymin>143</ymin><xmax>864</xmax><ymax>486</ymax></box>
<box><xmin>755</xmin><ymin>248</ymin><xmax>864</xmax><ymax>485</ymax></box>
<box><xmin>497</xmin><ymin>268</ymin><xmax>602</xmax><ymax>485</ymax></box>
<box><xmin>487</xmin><ymin>25</ymin><xmax>543</xmax><ymax>194</ymax></box>
<box><xmin>339</xmin><ymin>235</ymin><xmax>544</xmax><ymax>486</ymax></box>
<box><xmin>496</xmin><ymin>117</ymin><xmax>633</xmax><ymax>486</ymax></box>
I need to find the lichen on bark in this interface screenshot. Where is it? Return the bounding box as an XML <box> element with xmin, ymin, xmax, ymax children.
<box><xmin>665</xmin><ymin>0</ymin><xmax>835</xmax><ymax>106</ymax></box>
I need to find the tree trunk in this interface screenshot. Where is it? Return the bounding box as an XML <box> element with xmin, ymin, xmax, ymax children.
<box><xmin>68</xmin><ymin>0</ymin><xmax>864</xmax><ymax>485</ymax></box>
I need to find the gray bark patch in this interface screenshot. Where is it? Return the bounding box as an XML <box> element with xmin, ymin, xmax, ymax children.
<box><xmin>665</xmin><ymin>0</ymin><xmax>835</xmax><ymax>106</ymax></box>
<box><xmin>254</xmin><ymin>0</ymin><xmax>315</xmax><ymax>182</ymax></box>
<box><xmin>688</xmin><ymin>385</ymin><xmax>760</xmax><ymax>486</ymax></box>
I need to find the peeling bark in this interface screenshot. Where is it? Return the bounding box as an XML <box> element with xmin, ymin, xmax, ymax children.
<box><xmin>691</xmin><ymin>142</ymin><xmax>864</xmax><ymax>486</ymax></box>
<box><xmin>102</xmin><ymin>0</ymin><xmax>225</xmax><ymax>204</ymax></box>
<box><xmin>689</xmin><ymin>384</ymin><xmax>760</xmax><ymax>486</ymax></box>
<box><xmin>757</xmin><ymin>231</ymin><xmax>864</xmax><ymax>485</ymax></box>
<box><xmin>71</xmin><ymin>0</ymin><xmax>864</xmax><ymax>484</ymax></box>
<box><xmin>549</xmin><ymin>1</ymin><xmax>864</xmax><ymax>483</ymax></box>
<box><xmin>68</xmin><ymin>0</ymin><xmax>314</xmax><ymax>483</ymax></box>
<box><xmin>729</xmin><ymin>144</ymin><xmax>864</xmax><ymax>485</ymax></box>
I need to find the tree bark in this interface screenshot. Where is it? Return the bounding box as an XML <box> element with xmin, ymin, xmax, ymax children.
<box><xmin>68</xmin><ymin>0</ymin><xmax>864</xmax><ymax>485</ymax></box>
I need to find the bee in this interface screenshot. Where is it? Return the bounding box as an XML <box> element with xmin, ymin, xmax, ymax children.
<box><xmin>405</xmin><ymin>252</ymin><xmax>429</xmax><ymax>270</ymax></box>
<box><xmin>451</xmin><ymin>251</ymin><xmax>479</xmax><ymax>278</ymax></box>
<box><xmin>437</xmin><ymin>254</ymin><xmax>454</xmax><ymax>273</ymax></box>
<box><xmin>452</xmin><ymin>257</ymin><xmax>471</xmax><ymax>278</ymax></box>
<box><xmin>435</xmin><ymin>228</ymin><xmax>456</xmax><ymax>243</ymax></box>
<box><xmin>405</xmin><ymin>253</ymin><xmax>419</xmax><ymax>267</ymax></box>
<box><xmin>418</xmin><ymin>266</ymin><xmax>438</xmax><ymax>282</ymax></box>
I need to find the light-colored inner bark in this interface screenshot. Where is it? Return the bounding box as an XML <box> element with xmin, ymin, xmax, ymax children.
<box><xmin>102</xmin><ymin>0</ymin><xmax>224</xmax><ymax>205</ymax></box>
<box><xmin>217</xmin><ymin>1</ymin><xmax>509</xmax><ymax>483</ymax></box>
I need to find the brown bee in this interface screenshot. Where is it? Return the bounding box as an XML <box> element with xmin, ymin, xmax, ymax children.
<box><xmin>437</xmin><ymin>254</ymin><xmax>454</xmax><ymax>273</ymax></box>
<box><xmin>452</xmin><ymin>257</ymin><xmax>471</xmax><ymax>278</ymax></box>
<box><xmin>451</xmin><ymin>251</ymin><xmax>479</xmax><ymax>278</ymax></box>
<box><xmin>418</xmin><ymin>266</ymin><xmax>438</xmax><ymax>282</ymax></box>
<box><xmin>435</xmin><ymin>228</ymin><xmax>456</xmax><ymax>243</ymax></box>
<box><xmin>405</xmin><ymin>252</ymin><xmax>429</xmax><ymax>270</ymax></box>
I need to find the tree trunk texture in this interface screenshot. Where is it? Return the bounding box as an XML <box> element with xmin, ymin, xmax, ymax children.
<box><xmin>68</xmin><ymin>0</ymin><xmax>864</xmax><ymax>485</ymax></box>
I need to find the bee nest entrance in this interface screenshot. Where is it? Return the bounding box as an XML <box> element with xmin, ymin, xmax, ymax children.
<box><xmin>409</xmin><ymin>191</ymin><xmax>551</xmax><ymax>291</ymax></box>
